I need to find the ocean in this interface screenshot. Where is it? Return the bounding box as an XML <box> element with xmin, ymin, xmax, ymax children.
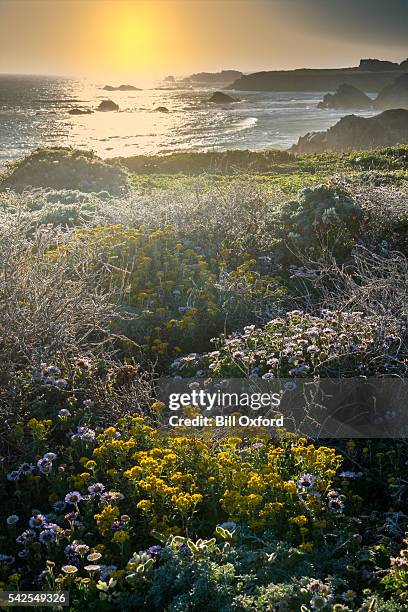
<box><xmin>0</xmin><ymin>74</ymin><xmax>378</xmax><ymax>164</ymax></box>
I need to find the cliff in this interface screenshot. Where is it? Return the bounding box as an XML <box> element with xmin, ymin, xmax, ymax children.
<box><xmin>374</xmin><ymin>74</ymin><xmax>408</xmax><ymax>110</ymax></box>
<box><xmin>182</xmin><ymin>70</ymin><xmax>243</xmax><ymax>86</ymax></box>
<box><xmin>291</xmin><ymin>109</ymin><xmax>408</xmax><ymax>154</ymax></box>
<box><xmin>229</xmin><ymin>64</ymin><xmax>405</xmax><ymax>92</ymax></box>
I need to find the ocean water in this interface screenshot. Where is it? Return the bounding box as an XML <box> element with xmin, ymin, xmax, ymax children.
<box><xmin>0</xmin><ymin>74</ymin><xmax>378</xmax><ymax>163</ymax></box>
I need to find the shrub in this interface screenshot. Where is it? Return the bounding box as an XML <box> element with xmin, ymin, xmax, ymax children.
<box><xmin>1</xmin><ymin>148</ymin><xmax>129</xmax><ymax>195</ymax></box>
<box><xmin>171</xmin><ymin>309</ymin><xmax>406</xmax><ymax>379</ymax></box>
<box><xmin>272</xmin><ymin>186</ymin><xmax>363</xmax><ymax>265</ymax></box>
<box><xmin>50</xmin><ymin>225</ymin><xmax>224</xmax><ymax>360</ymax></box>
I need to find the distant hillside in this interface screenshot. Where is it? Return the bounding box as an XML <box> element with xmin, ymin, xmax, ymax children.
<box><xmin>182</xmin><ymin>70</ymin><xmax>243</xmax><ymax>86</ymax></box>
<box><xmin>229</xmin><ymin>59</ymin><xmax>407</xmax><ymax>92</ymax></box>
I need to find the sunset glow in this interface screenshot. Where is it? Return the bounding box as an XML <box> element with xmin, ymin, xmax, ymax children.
<box><xmin>0</xmin><ymin>0</ymin><xmax>407</xmax><ymax>78</ymax></box>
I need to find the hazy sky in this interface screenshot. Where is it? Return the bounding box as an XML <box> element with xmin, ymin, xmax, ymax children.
<box><xmin>0</xmin><ymin>0</ymin><xmax>407</xmax><ymax>79</ymax></box>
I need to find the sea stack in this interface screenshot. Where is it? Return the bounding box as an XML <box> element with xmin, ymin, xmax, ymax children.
<box><xmin>97</xmin><ymin>100</ymin><xmax>119</xmax><ymax>112</ymax></box>
<box><xmin>209</xmin><ymin>91</ymin><xmax>238</xmax><ymax>103</ymax></box>
<box><xmin>318</xmin><ymin>84</ymin><xmax>373</xmax><ymax>110</ymax></box>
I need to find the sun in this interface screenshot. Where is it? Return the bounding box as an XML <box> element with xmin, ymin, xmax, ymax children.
<box><xmin>87</xmin><ymin>2</ymin><xmax>172</xmax><ymax>76</ymax></box>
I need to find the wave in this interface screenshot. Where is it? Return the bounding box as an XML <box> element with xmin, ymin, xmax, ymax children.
<box><xmin>228</xmin><ymin>116</ymin><xmax>258</xmax><ymax>134</ymax></box>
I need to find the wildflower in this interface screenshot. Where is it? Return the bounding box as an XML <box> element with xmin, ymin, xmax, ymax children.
<box><xmin>64</xmin><ymin>491</ymin><xmax>83</xmax><ymax>505</ymax></box>
<box><xmin>7</xmin><ymin>471</ymin><xmax>20</xmax><ymax>482</ymax></box>
<box><xmin>71</xmin><ymin>425</ymin><xmax>96</xmax><ymax>443</ymax></box>
<box><xmin>62</xmin><ymin>565</ymin><xmax>78</xmax><ymax>574</ymax></box>
<box><xmin>29</xmin><ymin>514</ymin><xmax>46</xmax><ymax>529</ymax></box>
<box><xmin>64</xmin><ymin>543</ymin><xmax>80</xmax><ymax>560</ymax></box>
<box><xmin>87</xmin><ymin>552</ymin><xmax>102</xmax><ymax>562</ymax></box>
<box><xmin>99</xmin><ymin>565</ymin><xmax>117</xmax><ymax>580</ymax></box>
<box><xmin>342</xmin><ymin>590</ymin><xmax>356</xmax><ymax>602</ymax></box>
<box><xmin>220</xmin><ymin>521</ymin><xmax>237</xmax><ymax>532</ymax></box>
<box><xmin>6</xmin><ymin>515</ymin><xmax>19</xmax><ymax>526</ymax></box>
<box><xmin>146</xmin><ymin>545</ymin><xmax>161</xmax><ymax>558</ymax></box>
<box><xmin>18</xmin><ymin>549</ymin><xmax>29</xmax><ymax>558</ymax></box>
<box><xmin>37</xmin><ymin>458</ymin><xmax>53</xmax><ymax>475</ymax></box>
<box><xmin>43</xmin><ymin>452</ymin><xmax>57</xmax><ymax>462</ymax></box>
<box><xmin>310</xmin><ymin>594</ymin><xmax>328</xmax><ymax>609</ymax></box>
<box><xmin>112</xmin><ymin>531</ymin><xmax>129</xmax><ymax>543</ymax></box>
<box><xmin>52</xmin><ymin>501</ymin><xmax>66</xmax><ymax>512</ymax></box>
<box><xmin>77</xmin><ymin>544</ymin><xmax>90</xmax><ymax>556</ymax></box>
<box><xmin>308</xmin><ymin>579</ymin><xmax>324</xmax><ymax>592</ymax></box>
<box><xmin>297</xmin><ymin>474</ymin><xmax>316</xmax><ymax>490</ymax></box>
<box><xmin>88</xmin><ymin>483</ymin><xmax>105</xmax><ymax>496</ymax></box>
<box><xmin>54</xmin><ymin>378</ymin><xmax>68</xmax><ymax>389</ymax></box>
<box><xmin>39</xmin><ymin>530</ymin><xmax>57</xmax><ymax>545</ymax></box>
<box><xmin>261</xmin><ymin>372</ymin><xmax>275</xmax><ymax>380</ymax></box>
<box><xmin>46</xmin><ymin>365</ymin><xmax>61</xmax><ymax>377</ymax></box>
<box><xmin>18</xmin><ymin>463</ymin><xmax>34</xmax><ymax>476</ymax></box>
<box><xmin>16</xmin><ymin>530</ymin><xmax>36</xmax><ymax>545</ymax></box>
<box><xmin>58</xmin><ymin>409</ymin><xmax>71</xmax><ymax>418</ymax></box>
<box><xmin>100</xmin><ymin>491</ymin><xmax>124</xmax><ymax>504</ymax></box>
<box><xmin>84</xmin><ymin>565</ymin><xmax>101</xmax><ymax>572</ymax></box>
<box><xmin>328</xmin><ymin>497</ymin><xmax>344</xmax><ymax>513</ymax></box>
<box><xmin>137</xmin><ymin>499</ymin><xmax>152</xmax><ymax>511</ymax></box>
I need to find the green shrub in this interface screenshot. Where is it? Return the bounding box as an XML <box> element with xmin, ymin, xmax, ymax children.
<box><xmin>272</xmin><ymin>186</ymin><xmax>363</xmax><ymax>264</ymax></box>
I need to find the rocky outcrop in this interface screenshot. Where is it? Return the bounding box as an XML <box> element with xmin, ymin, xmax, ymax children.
<box><xmin>183</xmin><ymin>70</ymin><xmax>242</xmax><ymax>86</ymax></box>
<box><xmin>209</xmin><ymin>91</ymin><xmax>238</xmax><ymax>104</ymax></box>
<box><xmin>291</xmin><ymin>109</ymin><xmax>408</xmax><ymax>154</ymax></box>
<box><xmin>318</xmin><ymin>84</ymin><xmax>372</xmax><ymax>109</ymax></box>
<box><xmin>228</xmin><ymin>59</ymin><xmax>406</xmax><ymax>92</ymax></box>
<box><xmin>97</xmin><ymin>100</ymin><xmax>119</xmax><ymax>112</ymax></box>
<box><xmin>359</xmin><ymin>59</ymin><xmax>400</xmax><ymax>71</ymax></box>
<box><xmin>154</xmin><ymin>106</ymin><xmax>169</xmax><ymax>113</ymax></box>
<box><xmin>374</xmin><ymin>74</ymin><xmax>408</xmax><ymax>110</ymax></box>
<box><xmin>103</xmin><ymin>84</ymin><xmax>141</xmax><ymax>91</ymax></box>
<box><xmin>68</xmin><ymin>108</ymin><xmax>93</xmax><ymax>115</ymax></box>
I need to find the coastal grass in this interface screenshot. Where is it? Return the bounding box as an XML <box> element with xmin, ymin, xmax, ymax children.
<box><xmin>1</xmin><ymin>145</ymin><xmax>407</xmax><ymax>196</ymax></box>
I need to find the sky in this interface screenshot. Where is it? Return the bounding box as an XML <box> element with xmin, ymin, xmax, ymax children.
<box><xmin>0</xmin><ymin>0</ymin><xmax>407</xmax><ymax>80</ymax></box>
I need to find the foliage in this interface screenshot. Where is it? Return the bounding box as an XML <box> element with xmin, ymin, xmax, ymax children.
<box><xmin>0</xmin><ymin>147</ymin><xmax>129</xmax><ymax>195</ymax></box>
<box><xmin>0</xmin><ymin>146</ymin><xmax>408</xmax><ymax>608</ymax></box>
<box><xmin>271</xmin><ymin>186</ymin><xmax>364</xmax><ymax>265</ymax></box>
<box><xmin>172</xmin><ymin>309</ymin><xmax>406</xmax><ymax>379</ymax></box>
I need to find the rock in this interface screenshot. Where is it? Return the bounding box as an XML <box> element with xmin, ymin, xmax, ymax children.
<box><xmin>374</xmin><ymin>74</ymin><xmax>408</xmax><ymax>110</ymax></box>
<box><xmin>68</xmin><ymin>108</ymin><xmax>93</xmax><ymax>115</ymax></box>
<box><xmin>359</xmin><ymin>58</ymin><xmax>400</xmax><ymax>71</ymax></box>
<box><xmin>154</xmin><ymin>106</ymin><xmax>169</xmax><ymax>113</ymax></box>
<box><xmin>183</xmin><ymin>70</ymin><xmax>243</xmax><ymax>86</ymax></box>
<box><xmin>209</xmin><ymin>91</ymin><xmax>238</xmax><ymax>103</ymax></box>
<box><xmin>103</xmin><ymin>84</ymin><xmax>141</xmax><ymax>91</ymax></box>
<box><xmin>97</xmin><ymin>100</ymin><xmax>119</xmax><ymax>112</ymax></box>
<box><xmin>400</xmin><ymin>58</ymin><xmax>408</xmax><ymax>70</ymax></box>
<box><xmin>318</xmin><ymin>84</ymin><xmax>372</xmax><ymax>109</ymax></box>
<box><xmin>291</xmin><ymin>109</ymin><xmax>408</xmax><ymax>153</ymax></box>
